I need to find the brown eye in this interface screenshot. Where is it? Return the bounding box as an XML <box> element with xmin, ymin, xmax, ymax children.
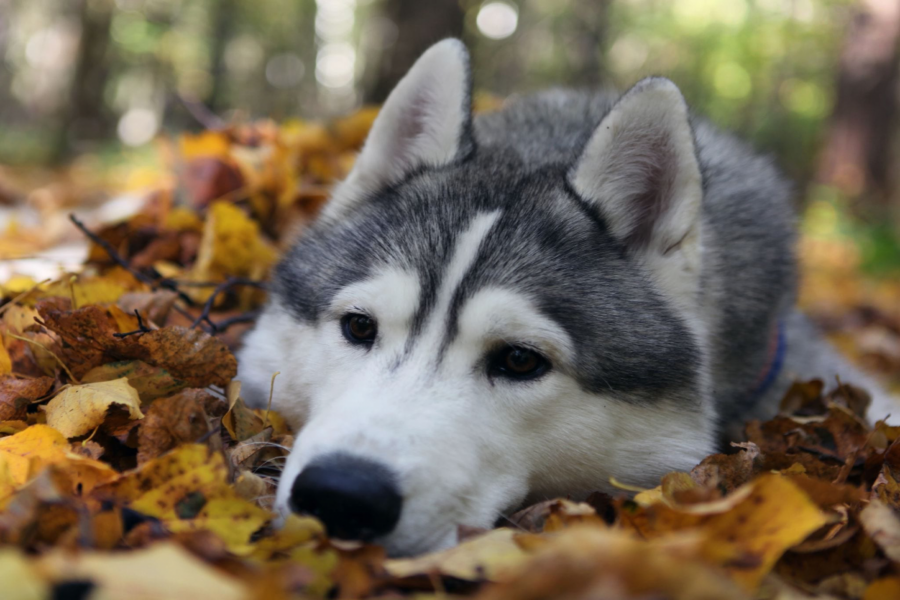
<box><xmin>342</xmin><ymin>313</ymin><xmax>377</xmax><ymax>345</ymax></box>
<box><xmin>489</xmin><ymin>346</ymin><xmax>550</xmax><ymax>381</ymax></box>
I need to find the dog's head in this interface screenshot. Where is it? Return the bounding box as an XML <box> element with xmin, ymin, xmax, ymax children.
<box><xmin>238</xmin><ymin>39</ymin><xmax>717</xmax><ymax>555</ymax></box>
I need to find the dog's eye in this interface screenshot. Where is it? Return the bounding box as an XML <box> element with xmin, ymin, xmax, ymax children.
<box><xmin>489</xmin><ymin>346</ymin><xmax>550</xmax><ymax>381</ymax></box>
<box><xmin>342</xmin><ymin>313</ymin><xmax>377</xmax><ymax>345</ymax></box>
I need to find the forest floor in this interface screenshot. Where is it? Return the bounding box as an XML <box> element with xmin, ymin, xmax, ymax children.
<box><xmin>0</xmin><ymin>111</ymin><xmax>900</xmax><ymax>599</ymax></box>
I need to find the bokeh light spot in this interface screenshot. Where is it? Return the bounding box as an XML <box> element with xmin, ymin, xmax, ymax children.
<box><xmin>476</xmin><ymin>2</ymin><xmax>519</xmax><ymax>40</ymax></box>
<box><xmin>117</xmin><ymin>108</ymin><xmax>158</xmax><ymax>147</ymax></box>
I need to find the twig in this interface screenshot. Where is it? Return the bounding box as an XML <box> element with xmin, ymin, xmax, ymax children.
<box><xmin>113</xmin><ymin>310</ymin><xmax>152</xmax><ymax>338</ymax></box>
<box><xmin>69</xmin><ymin>214</ymin><xmax>196</xmax><ymax>306</ymax></box>
<box><xmin>206</xmin><ymin>310</ymin><xmax>261</xmax><ymax>333</ymax></box>
<box><xmin>69</xmin><ymin>214</ymin><xmax>156</xmax><ymax>286</ymax></box>
<box><xmin>7</xmin><ymin>332</ymin><xmax>78</xmax><ymax>383</ymax></box>
<box><xmin>190</xmin><ymin>277</ymin><xmax>265</xmax><ymax>331</ymax></box>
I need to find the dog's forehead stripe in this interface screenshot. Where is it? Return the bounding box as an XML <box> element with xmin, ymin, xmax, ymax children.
<box><xmin>404</xmin><ymin>210</ymin><xmax>501</xmax><ymax>359</ymax></box>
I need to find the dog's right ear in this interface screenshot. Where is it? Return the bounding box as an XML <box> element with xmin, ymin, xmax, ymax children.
<box><xmin>322</xmin><ymin>39</ymin><xmax>473</xmax><ymax>221</ymax></box>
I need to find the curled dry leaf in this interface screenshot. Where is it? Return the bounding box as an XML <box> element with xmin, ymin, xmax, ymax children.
<box><xmin>45</xmin><ymin>377</ymin><xmax>144</xmax><ymax>439</ymax></box>
<box><xmin>137</xmin><ymin>388</ymin><xmax>218</xmax><ymax>464</ymax></box>
<box><xmin>0</xmin><ymin>375</ymin><xmax>54</xmax><ymax>421</ymax></box>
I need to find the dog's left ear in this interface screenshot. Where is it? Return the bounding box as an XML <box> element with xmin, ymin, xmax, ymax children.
<box><xmin>323</xmin><ymin>39</ymin><xmax>473</xmax><ymax>221</ymax></box>
<box><xmin>570</xmin><ymin>77</ymin><xmax>702</xmax><ymax>259</ymax></box>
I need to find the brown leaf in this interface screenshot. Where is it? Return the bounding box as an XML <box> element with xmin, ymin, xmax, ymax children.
<box><xmin>0</xmin><ymin>375</ymin><xmax>54</xmax><ymax>421</ymax></box>
<box><xmin>117</xmin><ymin>291</ymin><xmax>178</xmax><ymax>327</ymax></box>
<box><xmin>137</xmin><ymin>389</ymin><xmax>216</xmax><ymax>464</ymax></box>
<box><xmin>691</xmin><ymin>442</ymin><xmax>759</xmax><ymax>494</ymax></box>
<box><xmin>116</xmin><ymin>327</ymin><xmax>237</xmax><ymax>388</ymax></box>
<box><xmin>38</xmin><ymin>300</ymin><xmax>237</xmax><ymax>388</ymax></box>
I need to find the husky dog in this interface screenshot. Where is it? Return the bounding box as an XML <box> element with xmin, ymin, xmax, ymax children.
<box><xmin>237</xmin><ymin>39</ymin><xmax>895</xmax><ymax>556</ymax></box>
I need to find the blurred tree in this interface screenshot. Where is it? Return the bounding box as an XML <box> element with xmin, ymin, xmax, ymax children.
<box><xmin>817</xmin><ymin>0</ymin><xmax>900</xmax><ymax>205</ymax></box>
<box><xmin>364</xmin><ymin>0</ymin><xmax>465</xmax><ymax>103</ymax></box>
<box><xmin>56</xmin><ymin>0</ymin><xmax>116</xmax><ymax>162</ymax></box>
<box><xmin>208</xmin><ymin>0</ymin><xmax>239</xmax><ymax>114</ymax></box>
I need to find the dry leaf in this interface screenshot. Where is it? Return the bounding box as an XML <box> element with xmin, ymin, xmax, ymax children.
<box><xmin>38</xmin><ymin>542</ymin><xmax>247</xmax><ymax>600</ymax></box>
<box><xmin>45</xmin><ymin>377</ymin><xmax>144</xmax><ymax>439</ymax></box>
<box><xmin>0</xmin><ymin>375</ymin><xmax>54</xmax><ymax>421</ymax></box>
<box><xmin>386</xmin><ymin>528</ymin><xmax>528</xmax><ymax>582</ymax></box>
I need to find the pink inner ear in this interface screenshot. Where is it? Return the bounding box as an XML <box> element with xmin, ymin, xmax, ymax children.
<box><xmin>389</xmin><ymin>87</ymin><xmax>434</xmax><ymax>170</ymax></box>
<box><xmin>609</xmin><ymin>126</ymin><xmax>678</xmax><ymax>249</ymax></box>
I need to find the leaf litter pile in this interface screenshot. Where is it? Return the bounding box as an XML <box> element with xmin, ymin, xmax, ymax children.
<box><xmin>2</xmin><ymin>110</ymin><xmax>900</xmax><ymax>600</ymax></box>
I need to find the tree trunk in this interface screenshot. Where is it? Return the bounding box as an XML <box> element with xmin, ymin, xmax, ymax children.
<box><xmin>55</xmin><ymin>0</ymin><xmax>115</xmax><ymax>162</ymax></box>
<box><xmin>364</xmin><ymin>0</ymin><xmax>465</xmax><ymax>104</ymax></box>
<box><xmin>817</xmin><ymin>0</ymin><xmax>900</xmax><ymax>205</ymax></box>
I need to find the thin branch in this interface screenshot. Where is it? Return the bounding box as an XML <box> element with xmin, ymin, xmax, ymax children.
<box><xmin>69</xmin><ymin>214</ymin><xmax>197</xmax><ymax>306</ymax></box>
<box><xmin>69</xmin><ymin>214</ymin><xmax>156</xmax><ymax>286</ymax></box>
<box><xmin>113</xmin><ymin>309</ymin><xmax>152</xmax><ymax>338</ymax></box>
<box><xmin>190</xmin><ymin>277</ymin><xmax>265</xmax><ymax>331</ymax></box>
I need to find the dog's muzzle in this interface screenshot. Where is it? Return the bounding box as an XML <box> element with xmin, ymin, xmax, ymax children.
<box><xmin>289</xmin><ymin>453</ymin><xmax>403</xmax><ymax>541</ymax></box>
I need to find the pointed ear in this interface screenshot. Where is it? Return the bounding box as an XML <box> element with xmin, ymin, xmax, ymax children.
<box><xmin>323</xmin><ymin>39</ymin><xmax>473</xmax><ymax>220</ymax></box>
<box><xmin>570</xmin><ymin>78</ymin><xmax>702</xmax><ymax>256</ymax></box>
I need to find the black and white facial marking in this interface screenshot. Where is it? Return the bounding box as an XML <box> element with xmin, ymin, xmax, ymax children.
<box><xmin>237</xmin><ymin>40</ymin><xmax>718</xmax><ymax>556</ymax></box>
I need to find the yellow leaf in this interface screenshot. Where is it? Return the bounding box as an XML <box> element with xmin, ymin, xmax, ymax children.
<box><xmin>45</xmin><ymin>378</ymin><xmax>144</xmax><ymax>439</ymax></box>
<box><xmin>385</xmin><ymin>528</ymin><xmax>527</xmax><ymax>582</ymax></box>
<box><xmin>248</xmin><ymin>513</ymin><xmax>324</xmax><ymax>561</ymax></box>
<box><xmin>477</xmin><ymin>526</ymin><xmax>749</xmax><ymax>600</ymax></box>
<box><xmin>2</xmin><ymin>304</ymin><xmax>39</xmax><ymax>333</ymax></box>
<box><xmin>0</xmin><ymin>342</ymin><xmax>10</xmax><ymax>375</ymax></box>
<box><xmin>38</xmin><ymin>542</ymin><xmax>247</xmax><ymax>600</ymax></box>
<box><xmin>0</xmin><ymin>424</ymin><xmax>117</xmax><ymax>494</ymax></box>
<box><xmin>98</xmin><ymin>444</ymin><xmax>271</xmax><ymax>551</ymax></box>
<box><xmin>41</xmin><ymin>278</ymin><xmax>127</xmax><ymax>307</ymax></box>
<box><xmin>180</xmin><ymin>130</ymin><xmax>231</xmax><ymax>159</ymax></box>
<box><xmin>191</xmin><ymin>201</ymin><xmax>276</xmax><ymax>288</ymax></box>
<box><xmin>0</xmin><ymin>425</ymin><xmax>69</xmax><ymax>484</ymax></box>
<box><xmin>101</xmin><ymin>444</ymin><xmax>227</xmax><ymax>507</ymax></box>
<box><xmin>623</xmin><ymin>474</ymin><xmax>828</xmax><ymax>591</ymax></box>
<box><xmin>865</xmin><ymin>577</ymin><xmax>900</xmax><ymax>600</ymax></box>
<box><xmin>165</xmin><ymin>496</ymin><xmax>271</xmax><ymax>551</ymax></box>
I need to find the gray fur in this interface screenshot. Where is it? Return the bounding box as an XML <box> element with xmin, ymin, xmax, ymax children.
<box><xmin>269</xmin><ymin>86</ymin><xmax>881</xmax><ymax>432</ymax></box>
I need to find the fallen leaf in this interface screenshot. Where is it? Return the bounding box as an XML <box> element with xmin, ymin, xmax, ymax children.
<box><xmin>385</xmin><ymin>528</ymin><xmax>528</xmax><ymax>582</ymax></box>
<box><xmin>865</xmin><ymin>577</ymin><xmax>900</xmax><ymax>600</ymax></box>
<box><xmin>620</xmin><ymin>474</ymin><xmax>829</xmax><ymax>590</ymax></box>
<box><xmin>38</xmin><ymin>542</ymin><xmax>248</xmax><ymax>600</ymax></box>
<box><xmin>45</xmin><ymin>377</ymin><xmax>144</xmax><ymax>439</ymax></box>
<box><xmin>115</xmin><ymin>327</ymin><xmax>237</xmax><ymax>388</ymax></box>
<box><xmin>137</xmin><ymin>389</ymin><xmax>216</xmax><ymax>464</ymax></box>
<box><xmin>475</xmin><ymin>526</ymin><xmax>749</xmax><ymax>600</ymax></box>
<box><xmin>81</xmin><ymin>360</ymin><xmax>187</xmax><ymax>402</ymax></box>
<box><xmin>0</xmin><ymin>375</ymin><xmax>54</xmax><ymax>420</ymax></box>
<box><xmin>0</xmin><ymin>425</ymin><xmax>117</xmax><ymax>493</ymax></box>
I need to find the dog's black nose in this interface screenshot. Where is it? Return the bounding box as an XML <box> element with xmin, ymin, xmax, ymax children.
<box><xmin>289</xmin><ymin>453</ymin><xmax>402</xmax><ymax>541</ymax></box>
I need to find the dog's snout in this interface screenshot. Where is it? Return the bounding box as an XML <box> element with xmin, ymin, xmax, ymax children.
<box><xmin>289</xmin><ymin>453</ymin><xmax>402</xmax><ymax>541</ymax></box>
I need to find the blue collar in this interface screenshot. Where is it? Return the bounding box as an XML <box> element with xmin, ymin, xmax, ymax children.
<box><xmin>746</xmin><ymin>320</ymin><xmax>786</xmax><ymax>404</ymax></box>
